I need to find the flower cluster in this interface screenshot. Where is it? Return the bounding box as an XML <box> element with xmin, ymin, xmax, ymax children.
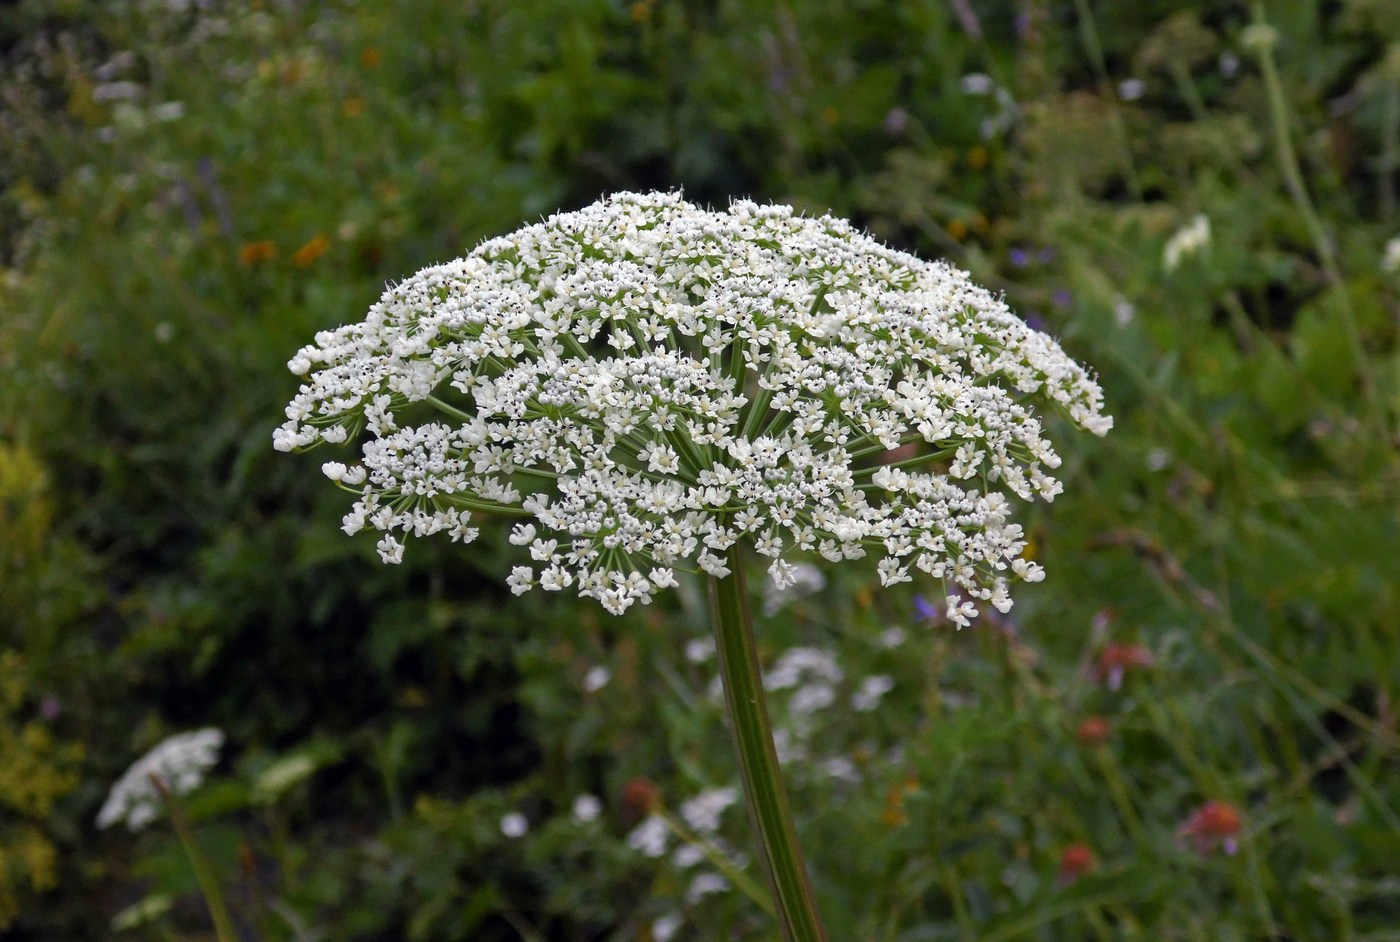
<box><xmin>96</xmin><ymin>728</ymin><xmax>225</xmax><ymax>832</ymax></box>
<box><xmin>276</xmin><ymin>192</ymin><xmax>1110</xmax><ymax>620</ymax></box>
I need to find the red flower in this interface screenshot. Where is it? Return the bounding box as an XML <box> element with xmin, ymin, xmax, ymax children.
<box><xmin>1177</xmin><ymin>800</ymin><xmax>1242</xmax><ymax>856</ymax></box>
<box><xmin>1076</xmin><ymin>715</ymin><xmax>1112</xmax><ymax>747</ymax></box>
<box><xmin>621</xmin><ymin>777</ymin><xmax>661</xmax><ymax>816</ymax></box>
<box><xmin>1058</xmin><ymin>843</ymin><xmax>1097</xmax><ymax>884</ymax></box>
<box><xmin>1094</xmin><ymin>643</ymin><xmax>1153</xmax><ymax>690</ymax></box>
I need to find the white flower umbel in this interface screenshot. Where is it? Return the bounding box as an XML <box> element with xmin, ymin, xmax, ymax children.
<box><xmin>96</xmin><ymin>728</ymin><xmax>224</xmax><ymax>832</ymax></box>
<box><xmin>276</xmin><ymin>192</ymin><xmax>1111</xmax><ymax>621</ymax></box>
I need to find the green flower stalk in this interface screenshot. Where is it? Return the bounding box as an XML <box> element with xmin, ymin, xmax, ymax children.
<box><xmin>276</xmin><ymin>192</ymin><xmax>1111</xmax><ymax>938</ymax></box>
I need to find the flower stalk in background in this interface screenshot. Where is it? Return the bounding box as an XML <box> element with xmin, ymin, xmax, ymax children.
<box><xmin>276</xmin><ymin>192</ymin><xmax>1111</xmax><ymax>940</ymax></box>
<box><xmin>97</xmin><ymin>729</ymin><xmax>234</xmax><ymax>942</ymax></box>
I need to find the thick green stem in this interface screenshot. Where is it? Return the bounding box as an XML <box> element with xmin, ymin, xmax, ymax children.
<box><xmin>153</xmin><ymin>776</ymin><xmax>238</xmax><ymax>942</ymax></box>
<box><xmin>708</xmin><ymin>545</ymin><xmax>828</xmax><ymax>942</ymax></box>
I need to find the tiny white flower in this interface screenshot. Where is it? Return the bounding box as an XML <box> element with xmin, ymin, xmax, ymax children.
<box><xmin>686</xmin><ymin>872</ymin><xmax>729</xmax><ymax>903</ymax></box>
<box><xmin>506</xmin><ymin>565</ymin><xmax>534</xmax><ymax>594</ymax></box>
<box><xmin>879</xmin><ymin>626</ymin><xmax>907</xmax><ymax>648</ymax></box>
<box><xmin>852</xmin><ymin>675</ymin><xmax>895</xmax><ymax>711</ymax></box>
<box><xmin>583</xmin><ymin>665</ymin><xmax>611</xmax><ymax>692</ymax></box>
<box><xmin>790</xmin><ymin>683</ymin><xmax>836</xmax><ymax>716</ymax></box>
<box><xmin>626</xmin><ymin>814</ymin><xmax>670</xmax><ymax>857</ymax></box>
<box><xmin>679</xmin><ymin>787</ymin><xmax>739</xmax><ymax>834</ymax></box>
<box><xmin>1117</xmin><ymin>78</ymin><xmax>1145</xmax><ymax>101</ymax></box>
<box><xmin>673</xmin><ymin>843</ymin><xmax>705</xmax><ymax>868</ymax></box>
<box><xmin>652</xmin><ymin>913</ymin><xmax>683</xmax><ymax>942</ymax></box>
<box><xmin>572</xmin><ymin>794</ymin><xmax>602</xmax><ymax>823</ymax></box>
<box><xmin>960</xmin><ymin>72</ymin><xmax>994</xmax><ymax>95</ymax></box>
<box><xmin>500</xmin><ymin>811</ymin><xmax>529</xmax><ymax>838</ymax></box>
<box><xmin>684</xmin><ymin>636</ymin><xmax>715</xmax><ymax>663</ymax></box>
<box><xmin>1383</xmin><ymin>237</ymin><xmax>1400</xmax><ymax>274</ymax></box>
<box><xmin>376</xmin><ymin>535</ymin><xmax>404</xmax><ymax>564</ymax></box>
<box><xmin>1163</xmin><ymin>214</ymin><xmax>1211</xmax><ymax>272</ymax></box>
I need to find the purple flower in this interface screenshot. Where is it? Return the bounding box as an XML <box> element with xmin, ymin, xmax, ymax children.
<box><xmin>914</xmin><ymin>594</ymin><xmax>940</xmax><ymax>622</ymax></box>
<box><xmin>1009</xmin><ymin>248</ymin><xmax>1031</xmax><ymax>268</ymax></box>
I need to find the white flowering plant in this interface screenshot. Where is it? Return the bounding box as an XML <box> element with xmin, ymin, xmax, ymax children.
<box><xmin>277</xmin><ymin>191</ymin><xmax>1108</xmax><ymax>623</ymax></box>
<box><xmin>277</xmin><ymin>191</ymin><xmax>1110</xmax><ymax>939</ymax></box>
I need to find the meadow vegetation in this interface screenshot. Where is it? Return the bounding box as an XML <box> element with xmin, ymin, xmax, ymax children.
<box><xmin>1</xmin><ymin>1</ymin><xmax>1398</xmax><ymax>939</ymax></box>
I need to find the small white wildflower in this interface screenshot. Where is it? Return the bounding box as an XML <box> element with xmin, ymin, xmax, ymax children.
<box><xmin>679</xmin><ymin>787</ymin><xmax>739</xmax><ymax>834</ymax></box>
<box><xmin>278</xmin><ymin>192</ymin><xmax>1110</xmax><ymax>622</ymax></box>
<box><xmin>960</xmin><ymin>72</ymin><xmax>994</xmax><ymax>95</ymax></box>
<box><xmin>852</xmin><ymin>675</ymin><xmax>895</xmax><ymax>711</ymax></box>
<box><xmin>653</xmin><ymin>913</ymin><xmax>683</xmax><ymax>942</ymax></box>
<box><xmin>572</xmin><ymin>794</ymin><xmax>602</xmax><ymax>823</ymax></box>
<box><xmin>790</xmin><ymin>683</ymin><xmax>836</xmax><ymax>716</ymax></box>
<box><xmin>506</xmin><ymin>565</ymin><xmax>534</xmax><ymax>594</ymax></box>
<box><xmin>686</xmin><ymin>872</ymin><xmax>730</xmax><ymax>903</ymax></box>
<box><xmin>821</xmin><ymin>756</ymin><xmax>859</xmax><ymax>782</ymax></box>
<box><xmin>765</xmin><ymin>647</ymin><xmax>843</xmax><ymax>691</ymax></box>
<box><xmin>376</xmin><ymin>534</ymin><xmax>404</xmax><ymax>565</ymax></box>
<box><xmin>96</xmin><ymin>729</ymin><xmax>224</xmax><ymax>832</ymax></box>
<box><xmin>947</xmin><ymin>594</ymin><xmax>978</xmax><ymax>629</ymax></box>
<box><xmin>674</xmin><ymin>843</ymin><xmax>705</xmax><ymax>868</ymax></box>
<box><xmin>1163</xmin><ymin>214</ymin><xmax>1211</xmax><ymax>272</ymax></box>
<box><xmin>500</xmin><ymin>811</ymin><xmax>529</xmax><ymax>838</ymax></box>
<box><xmin>583</xmin><ymin>665</ymin><xmax>611</xmax><ymax>692</ymax></box>
<box><xmin>879</xmin><ymin>626</ymin><xmax>907</xmax><ymax>648</ymax></box>
<box><xmin>761</xmin><ymin>561</ymin><xmax>826</xmax><ymax>614</ymax></box>
<box><xmin>627</xmin><ymin>814</ymin><xmax>670</xmax><ymax>857</ymax></box>
<box><xmin>1117</xmin><ymin>78</ymin><xmax>1146</xmax><ymax>101</ymax></box>
<box><xmin>1383</xmin><ymin>237</ymin><xmax>1400</xmax><ymax>274</ymax></box>
<box><xmin>151</xmin><ymin>101</ymin><xmax>185</xmax><ymax>122</ymax></box>
<box><xmin>93</xmin><ymin>81</ymin><xmax>143</xmax><ymax>102</ymax></box>
<box><xmin>1011</xmin><ymin>558</ymin><xmax>1045</xmax><ymax>583</ymax></box>
<box><xmin>684</xmin><ymin>636</ymin><xmax>715</xmax><ymax>663</ymax></box>
<box><xmin>1113</xmin><ymin>296</ymin><xmax>1135</xmax><ymax>326</ymax></box>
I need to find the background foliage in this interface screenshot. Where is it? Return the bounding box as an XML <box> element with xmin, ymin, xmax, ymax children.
<box><xmin>2</xmin><ymin>0</ymin><xmax>1399</xmax><ymax>939</ymax></box>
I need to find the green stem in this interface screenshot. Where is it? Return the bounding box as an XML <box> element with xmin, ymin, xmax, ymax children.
<box><xmin>1250</xmin><ymin>2</ymin><xmax>1387</xmax><ymax>437</ymax></box>
<box><xmin>153</xmin><ymin>776</ymin><xmax>238</xmax><ymax>942</ymax></box>
<box><xmin>708</xmin><ymin>545</ymin><xmax>827</xmax><ymax>942</ymax></box>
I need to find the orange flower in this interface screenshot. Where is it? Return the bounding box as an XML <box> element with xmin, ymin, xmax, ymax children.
<box><xmin>883</xmin><ymin>776</ymin><xmax>918</xmax><ymax>828</ymax></box>
<box><xmin>947</xmin><ymin>219</ymin><xmax>969</xmax><ymax>241</ymax></box>
<box><xmin>1076</xmin><ymin>715</ymin><xmax>1112</xmax><ymax>747</ymax></box>
<box><xmin>238</xmin><ymin>241</ymin><xmax>277</xmax><ymax>266</ymax></box>
<box><xmin>1094</xmin><ymin>642</ymin><xmax>1153</xmax><ymax>690</ymax></box>
<box><xmin>1057</xmin><ymin>842</ymin><xmax>1097</xmax><ymax>883</ymax></box>
<box><xmin>1178</xmin><ymin>800</ymin><xmax>1242</xmax><ymax>856</ymax></box>
<box><xmin>360</xmin><ymin>47</ymin><xmax>382</xmax><ymax>69</ymax></box>
<box><xmin>290</xmin><ymin>234</ymin><xmax>331</xmax><ymax>269</ymax></box>
<box><xmin>342</xmin><ymin>98</ymin><xmax>364</xmax><ymax>119</ymax></box>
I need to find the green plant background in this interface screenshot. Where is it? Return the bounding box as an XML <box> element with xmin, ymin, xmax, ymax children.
<box><xmin>2</xmin><ymin>0</ymin><xmax>1398</xmax><ymax>939</ymax></box>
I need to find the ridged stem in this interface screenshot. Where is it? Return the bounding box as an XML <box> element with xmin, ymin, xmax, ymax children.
<box><xmin>708</xmin><ymin>545</ymin><xmax>828</xmax><ymax>942</ymax></box>
<box><xmin>152</xmin><ymin>775</ymin><xmax>238</xmax><ymax>942</ymax></box>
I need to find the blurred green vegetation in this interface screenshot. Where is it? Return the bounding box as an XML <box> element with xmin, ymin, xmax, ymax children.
<box><xmin>1</xmin><ymin>0</ymin><xmax>1398</xmax><ymax>939</ymax></box>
